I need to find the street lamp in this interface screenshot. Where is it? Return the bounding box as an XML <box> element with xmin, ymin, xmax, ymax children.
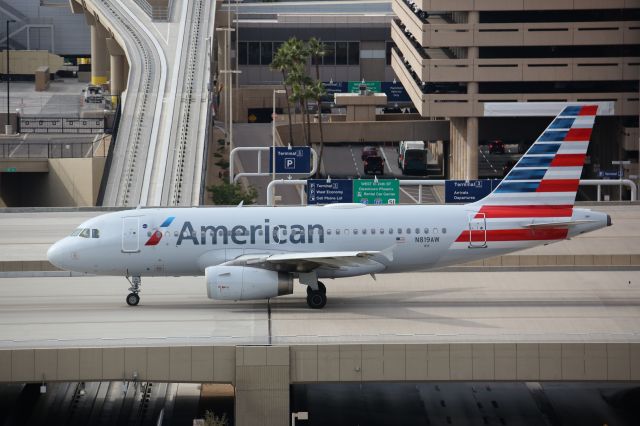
<box><xmin>5</xmin><ymin>19</ymin><xmax>16</xmax><ymax>135</ymax></box>
<box><xmin>272</xmin><ymin>89</ymin><xmax>286</xmax><ymax>183</ymax></box>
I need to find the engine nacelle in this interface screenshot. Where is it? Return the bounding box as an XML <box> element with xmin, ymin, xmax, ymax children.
<box><xmin>206</xmin><ymin>265</ymin><xmax>293</xmax><ymax>300</ymax></box>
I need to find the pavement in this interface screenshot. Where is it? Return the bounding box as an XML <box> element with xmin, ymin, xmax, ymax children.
<box><xmin>0</xmin><ymin>268</ymin><xmax>637</xmax><ymax>348</ymax></box>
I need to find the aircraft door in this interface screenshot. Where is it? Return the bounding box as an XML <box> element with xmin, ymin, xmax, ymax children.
<box><xmin>122</xmin><ymin>217</ymin><xmax>140</xmax><ymax>253</ymax></box>
<box><xmin>467</xmin><ymin>212</ymin><xmax>487</xmax><ymax>249</ymax></box>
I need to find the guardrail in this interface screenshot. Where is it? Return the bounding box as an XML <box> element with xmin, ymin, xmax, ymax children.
<box><xmin>0</xmin><ymin>142</ymin><xmax>108</xmax><ymax>158</ymax></box>
<box><xmin>19</xmin><ymin>117</ymin><xmax>105</xmax><ymax>134</ymax></box>
<box><xmin>230</xmin><ymin>146</ymin><xmax>319</xmax><ymax>183</ymax></box>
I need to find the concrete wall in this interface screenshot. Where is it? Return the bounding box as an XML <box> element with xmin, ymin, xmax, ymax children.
<box><xmin>0</xmin><ymin>50</ymin><xmax>64</xmax><ymax>75</ymax></box>
<box><xmin>4</xmin><ymin>0</ymin><xmax>90</xmax><ymax>55</ymax></box>
<box><xmin>0</xmin><ymin>158</ymin><xmax>105</xmax><ymax>207</ymax></box>
<box><xmin>43</xmin><ymin>157</ymin><xmax>106</xmax><ymax>207</ymax></box>
<box><xmin>1</xmin><ymin>343</ymin><xmax>638</xmax><ymax>426</ymax></box>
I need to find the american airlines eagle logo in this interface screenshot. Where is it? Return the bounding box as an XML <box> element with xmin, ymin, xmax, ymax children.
<box><xmin>144</xmin><ymin>217</ymin><xmax>175</xmax><ymax>246</ymax></box>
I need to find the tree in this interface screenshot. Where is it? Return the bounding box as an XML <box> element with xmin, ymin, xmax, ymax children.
<box><xmin>306</xmin><ymin>38</ymin><xmax>328</xmax><ymax>176</ymax></box>
<box><xmin>207</xmin><ymin>182</ymin><xmax>258</xmax><ymax>205</ymax></box>
<box><xmin>203</xmin><ymin>410</ymin><xmax>229</xmax><ymax>426</ymax></box>
<box><xmin>270</xmin><ymin>47</ymin><xmax>294</xmax><ymax>145</ymax></box>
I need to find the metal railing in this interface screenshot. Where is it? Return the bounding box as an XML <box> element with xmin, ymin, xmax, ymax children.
<box><xmin>19</xmin><ymin>117</ymin><xmax>105</xmax><ymax>134</ymax></box>
<box><xmin>0</xmin><ymin>142</ymin><xmax>108</xmax><ymax>158</ymax></box>
<box><xmin>266</xmin><ymin>179</ymin><xmax>638</xmax><ymax>206</ymax></box>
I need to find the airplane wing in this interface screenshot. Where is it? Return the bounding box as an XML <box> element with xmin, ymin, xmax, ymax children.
<box><xmin>225</xmin><ymin>251</ymin><xmax>384</xmax><ymax>272</ymax></box>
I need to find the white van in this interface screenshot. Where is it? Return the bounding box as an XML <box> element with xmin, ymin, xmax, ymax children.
<box><xmin>398</xmin><ymin>141</ymin><xmax>428</xmax><ymax>174</ymax></box>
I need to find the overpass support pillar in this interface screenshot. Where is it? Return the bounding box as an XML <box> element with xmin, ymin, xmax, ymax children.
<box><xmin>235</xmin><ymin>346</ymin><xmax>290</xmax><ymax>426</ymax></box>
<box><xmin>106</xmin><ymin>38</ymin><xmax>127</xmax><ymax>104</ymax></box>
<box><xmin>449</xmin><ymin>117</ymin><xmax>479</xmax><ymax>180</ymax></box>
<box><xmin>85</xmin><ymin>13</ymin><xmax>109</xmax><ymax>86</ymax></box>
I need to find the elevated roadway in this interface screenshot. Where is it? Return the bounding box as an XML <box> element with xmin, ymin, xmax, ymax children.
<box><xmin>82</xmin><ymin>0</ymin><xmax>215</xmax><ymax>208</ymax></box>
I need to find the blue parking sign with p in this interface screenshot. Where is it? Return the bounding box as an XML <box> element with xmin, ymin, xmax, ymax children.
<box><xmin>269</xmin><ymin>147</ymin><xmax>311</xmax><ymax>174</ymax></box>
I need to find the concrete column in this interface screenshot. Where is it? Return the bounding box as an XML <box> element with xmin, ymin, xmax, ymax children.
<box><xmin>235</xmin><ymin>346</ymin><xmax>290</xmax><ymax>426</ymax></box>
<box><xmin>466</xmin><ymin>116</ymin><xmax>479</xmax><ymax>179</ymax></box>
<box><xmin>106</xmin><ymin>38</ymin><xmax>126</xmax><ymax>104</ymax></box>
<box><xmin>85</xmin><ymin>13</ymin><xmax>109</xmax><ymax>86</ymax></box>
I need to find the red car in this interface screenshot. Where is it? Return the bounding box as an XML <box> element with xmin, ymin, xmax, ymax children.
<box><xmin>488</xmin><ymin>140</ymin><xmax>505</xmax><ymax>154</ymax></box>
<box><xmin>361</xmin><ymin>146</ymin><xmax>380</xmax><ymax>160</ymax></box>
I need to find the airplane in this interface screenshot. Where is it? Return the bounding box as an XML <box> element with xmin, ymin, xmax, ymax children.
<box><xmin>48</xmin><ymin>104</ymin><xmax>610</xmax><ymax>309</ymax></box>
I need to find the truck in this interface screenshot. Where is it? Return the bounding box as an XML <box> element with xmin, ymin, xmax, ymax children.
<box><xmin>398</xmin><ymin>140</ymin><xmax>428</xmax><ymax>175</ymax></box>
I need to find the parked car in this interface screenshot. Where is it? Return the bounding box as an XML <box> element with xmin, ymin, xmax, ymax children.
<box><xmin>364</xmin><ymin>155</ymin><xmax>385</xmax><ymax>175</ymax></box>
<box><xmin>361</xmin><ymin>146</ymin><xmax>379</xmax><ymax>161</ymax></box>
<box><xmin>83</xmin><ymin>84</ymin><xmax>104</xmax><ymax>103</ymax></box>
<box><xmin>488</xmin><ymin>140</ymin><xmax>505</xmax><ymax>154</ymax></box>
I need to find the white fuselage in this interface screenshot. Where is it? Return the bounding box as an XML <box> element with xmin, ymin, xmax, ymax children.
<box><xmin>47</xmin><ymin>203</ymin><xmax>608</xmax><ymax>278</ymax></box>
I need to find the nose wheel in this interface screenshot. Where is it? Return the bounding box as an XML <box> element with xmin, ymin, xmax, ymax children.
<box><xmin>306</xmin><ymin>281</ymin><xmax>327</xmax><ymax>309</ymax></box>
<box><xmin>126</xmin><ymin>292</ymin><xmax>140</xmax><ymax>306</ymax></box>
<box><xmin>125</xmin><ymin>275</ymin><xmax>142</xmax><ymax>306</ymax></box>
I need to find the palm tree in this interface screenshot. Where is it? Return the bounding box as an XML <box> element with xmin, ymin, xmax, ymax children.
<box><xmin>270</xmin><ymin>45</ymin><xmax>294</xmax><ymax>144</ymax></box>
<box><xmin>306</xmin><ymin>38</ymin><xmax>327</xmax><ymax>176</ymax></box>
<box><xmin>287</xmin><ymin>64</ymin><xmax>313</xmax><ymax>147</ymax></box>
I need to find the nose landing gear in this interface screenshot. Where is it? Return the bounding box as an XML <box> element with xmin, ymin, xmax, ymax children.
<box><xmin>126</xmin><ymin>275</ymin><xmax>142</xmax><ymax>306</ymax></box>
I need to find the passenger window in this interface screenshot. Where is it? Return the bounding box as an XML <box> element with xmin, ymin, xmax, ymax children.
<box><xmin>433</xmin><ymin>228</ymin><xmax>439</xmax><ymax>234</ymax></box>
<box><xmin>406</xmin><ymin>228</ymin><xmax>411</xmax><ymax>234</ymax></box>
<box><xmin>147</xmin><ymin>231</ymin><xmax>152</xmax><ymax>237</ymax></box>
<box><xmin>362</xmin><ymin>229</ymin><xmax>367</xmax><ymax>235</ymax></box>
<box><xmin>397</xmin><ymin>228</ymin><xmax>402</xmax><ymax>234</ymax></box>
<box><xmin>259</xmin><ymin>230</ymin><xmax>264</xmax><ymax>236</ymax></box>
<box><xmin>415</xmin><ymin>228</ymin><xmax>420</xmax><ymax>234</ymax></box>
<box><xmin>327</xmin><ymin>229</ymin><xmax>332</xmax><ymax>235</ymax></box>
<box><xmin>344</xmin><ymin>229</ymin><xmax>350</xmax><ymax>235</ymax></box>
<box><xmin>353</xmin><ymin>229</ymin><xmax>359</xmax><ymax>235</ymax></box>
<box><xmin>380</xmin><ymin>228</ymin><xmax>385</xmax><ymax>234</ymax></box>
<box><xmin>174</xmin><ymin>231</ymin><xmax>179</xmax><ymax>237</ymax></box>
<box><xmin>442</xmin><ymin>228</ymin><xmax>447</xmax><ymax>234</ymax></box>
<box><xmin>79</xmin><ymin>228</ymin><xmax>90</xmax><ymax>238</ymax></box>
<box><xmin>336</xmin><ymin>229</ymin><xmax>341</xmax><ymax>235</ymax></box>
<box><xmin>424</xmin><ymin>228</ymin><xmax>429</xmax><ymax>234</ymax></box>
<box><xmin>389</xmin><ymin>228</ymin><xmax>393</xmax><ymax>234</ymax></box>
<box><xmin>371</xmin><ymin>229</ymin><xmax>376</xmax><ymax>235</ymax></box>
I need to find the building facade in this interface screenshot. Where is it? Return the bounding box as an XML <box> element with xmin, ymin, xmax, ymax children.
<box><xmin>391</xmin><ymin>0</ymin><xmax>640</xmax><ymax>181</ymax></box>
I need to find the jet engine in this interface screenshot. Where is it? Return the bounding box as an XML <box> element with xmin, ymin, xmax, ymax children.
<box><xmin>206</xmin><ymin>265</ymin><xmax>293</xmax><ymax>300</ymax></box>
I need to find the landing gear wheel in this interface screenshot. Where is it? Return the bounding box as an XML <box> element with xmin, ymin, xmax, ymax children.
<box><xmin>306</xmin><ymin>281</ymin><xmax>326</xmax><ymax>295</ymax></box>
<box><xmin>126</xmin><ymin>292</ymin><xmax>140</xmax><ymax>306</ymax></box>
<box><xmin>306</xmin><ymin>291</ymin><xmax>327</xmax><ymax>309</ymax></box>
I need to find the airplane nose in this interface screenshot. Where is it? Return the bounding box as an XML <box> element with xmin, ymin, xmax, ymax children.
<box><xmin>47</xmin><ymin>240</ymin><xmax>68</xmax><ymax>269</ymax></box>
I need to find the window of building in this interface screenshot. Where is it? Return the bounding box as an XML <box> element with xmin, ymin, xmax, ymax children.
<box><xmin>323</xmin><ymin>42</ymin><xmax>336</xmax><ymax>65</ymax></box>
<box><xmin>261</xmin><ymin>42</ymin><xmax>273</xmax><ymax>65</ymax></box>
<box><xmin>386</xmin><ymin>42</ymin><xmax>395</xmax><ymax>65</ymax></box>
<box><xmin>248</xmin><ymin>42</ymin><xmax>260</xmax><ymax>65</ymax></box>
<box><xmin>238</xmin><ymin>42</ymin><xmax>248</xmax><ymax>65</ymax></box>
<box><xmin>336</xmin><ymin>41</ymin><xmax>348</xmax><ymax>65</ymax></box>
<box><xmin>348</xmin><ymin>42</ymin><xmax>360</xmax><ymax>65</ymax></box>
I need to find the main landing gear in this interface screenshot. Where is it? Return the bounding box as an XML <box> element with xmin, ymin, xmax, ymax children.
<box><xmin>126</xmin><ymin>275</ymin><xmax>141</xmax><ymax>306</ymax></box>
<box><xmin>306</xmin><ymin>281</ymin><xmax>327</xmax><ymax>309</ymax></box>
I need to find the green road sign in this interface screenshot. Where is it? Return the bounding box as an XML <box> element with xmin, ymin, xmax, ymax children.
<box><xmin>353</xmin><ymin>179</ymin><xmax>399</xmax><ymax>205</ymax></box>
<box><xmin>5</xmin><ymin>167</ymin><xmax>16</xmax><ymax>172</ymax></box>
<box><xmin>347</xmin><ymin>81</ymin><xmax>381</xmax><ymax>93</ymax></box>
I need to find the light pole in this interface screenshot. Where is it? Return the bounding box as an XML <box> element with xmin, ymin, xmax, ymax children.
<box><xmin>5</xmin><ymin>19</ymin><xmax>16</xmax><ymax>135</ymax></box>
<box><xmin>220</xmin><ymin>69</ymin><xmax>241</xmax><ymax>184</ymax></box>
<box><xmin>272</xmin><ymin>89</ymin><xmax>286</xmax><ymax>183</ymax></box>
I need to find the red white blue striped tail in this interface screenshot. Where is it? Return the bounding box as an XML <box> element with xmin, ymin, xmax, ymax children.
<box><xmin>478</xmin><ymin>104</ymin><xmax>597</xmax><ymax>210</ymax></box>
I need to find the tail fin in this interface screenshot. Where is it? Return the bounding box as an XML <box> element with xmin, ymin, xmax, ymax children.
<box><xmin>478</xmin><ymin>104</ymin><xmax>598</xmax><ymax>210</ymax></box>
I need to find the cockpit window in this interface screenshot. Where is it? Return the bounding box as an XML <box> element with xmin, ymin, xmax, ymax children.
<box><xmin>70</xmin><ymin>229</ymin><xmax>81</xmax><ymax>236</ymax></box>
<box><xmin>79</xmin><ymin>228</ymin><xmax>91</xmax><ymax>238</ymax></box>
<box><xmin>91</xmin><ymin>229</ymin><xmax>100</xmax><ymax>238</ymax></box>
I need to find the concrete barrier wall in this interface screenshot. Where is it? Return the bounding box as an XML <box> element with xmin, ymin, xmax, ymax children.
<box><xmin>1</xmin><ymin>343</ymin><xmax>638</xmax><ymax>385</ymax></box>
